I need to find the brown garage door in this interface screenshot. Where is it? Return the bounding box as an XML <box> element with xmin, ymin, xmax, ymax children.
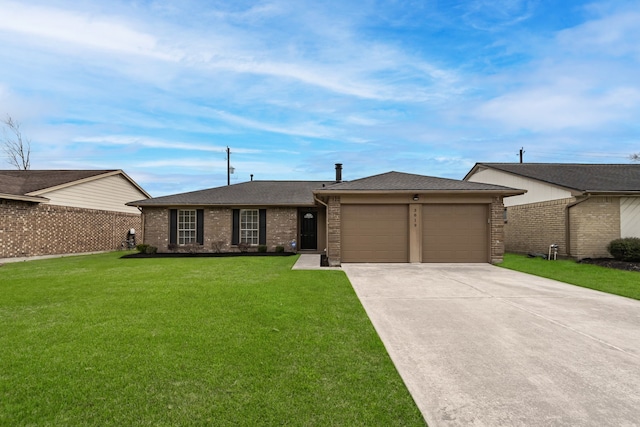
<box><xmin>342</xmin><ymin>204</ymin><xmax>408</xmax><ymax>262</ymax></box>
<box><xmin>422</xmin><ymin>204</ymin><xmax>488</xmax><ymax>262</ymax></box>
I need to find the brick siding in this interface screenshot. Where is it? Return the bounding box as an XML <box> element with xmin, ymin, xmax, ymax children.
<box><xmin>142</xmin><ymin>197</ymin><xmax>507</xmax><ymax>265</ymax></box>
<box><xmin>203</xmin><ymin>208</ymin><xmax>233</xmax><ymax>252</ymax></box>
<box><xmin>142</xmin><ymin>207</ymin><xmax>171</xmax><ymax>251</ymax></box>
<box><xmin>505</xmin><ymin>196</ymin><xmax>621</xmax><ymax>259</ymax></box>
<box><xmin>144</xmin><ymin>207</ymin><xmax>298</xmax><ymax>253</ymax></box>
<box><xmin>265</xmin><ymin>208</ymin><xmax>297</xmax><ymax>250</ymax></box>
<box><xmin>490</xmin><ymin>197</ymin><xmax>506</xmax><ymax>263</ymax></box>
<box><xmin>326</xmin><ymin>196</ymin><xmax>341</xmax><ymax>266</ymax></box>
<box><xmin>569</xmin><ymin>196</ymin><xmax>620</xmax><ymax>259</ymax></box>
<box><xmin>0</xmin><ymin>200</ymin><xmax>142</xmax><ymax>259</ymax></box>
<box><xmin>504</xmin><ymin>198</ymin><xmax>573</xmax><ymax>257</ymax></box>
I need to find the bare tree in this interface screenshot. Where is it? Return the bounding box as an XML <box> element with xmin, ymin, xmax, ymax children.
<box><xmin>2</xmin><ymin>115</ymin><xmax>31</xmax><ymax>170</ymax></box>
<box><xmin>631</xmin><ymin>153</ymin><xmax>640</xmax><ymax>162</ymax></box>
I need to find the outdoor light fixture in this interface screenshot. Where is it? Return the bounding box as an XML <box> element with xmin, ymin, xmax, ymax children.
<box><xmin>413</xmin><ymin>194</ymin><xmax>419</xmax><ymax>201</ymax></box>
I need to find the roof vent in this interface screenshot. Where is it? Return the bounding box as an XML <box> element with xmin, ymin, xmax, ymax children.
<box><xmin>335</xmin><ymin>163</ymin><xmax>343</xmax><ymax>183</ymax></box>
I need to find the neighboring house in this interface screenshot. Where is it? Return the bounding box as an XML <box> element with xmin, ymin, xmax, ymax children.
<box><xmin>0</xmin><ymin>170</ymin><xmax>150</xmax><ymax>259</ymax></box>
<box><xmin>464</xmin><ymin>163</ymin><xmax>640</xmax><ymax>259</ymax></box>
<box><xmin>128</xmin><ymin>164</ymin><xmax>522</xmax><ymax>265</ymax></box>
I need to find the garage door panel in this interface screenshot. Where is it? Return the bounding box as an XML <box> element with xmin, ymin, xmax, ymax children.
<box><xmin>342</xmin><ymin>205</ymin><xmax>408</xmax><ymax>263</ymax></box>
<box><xmin>423</xmin><ymin>204</ymin><xmax>488</xmax><ymax>262</ymax></box>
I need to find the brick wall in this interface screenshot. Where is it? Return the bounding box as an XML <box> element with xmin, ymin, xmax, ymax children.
<box><xmin>265</xmin><ymin>208</ymin><xmax>297</xmax><ymax>250</ymax></box>
<box><xmin>142</xmin><ymin>207</ymin><xmax>170</xmax><ymax>251</ymax></box>
<box><xmin>0</xmin><ymin>200</ymin><xmax>142</xmax><ymax>259</ymax></box>
<box><xmin>490</xmin><ymin>197</ymin><xmax>506</xmax><ymax>263</ymax></box>
<box><xmin>504</xmin><ymin>198</ymin><xmax>573</xmax><ymax>256</ymax></box>
<box><xmin>203</xmin><ymin>208</ymin><xmax>233</xmax><ymax>252</ymax></box>
<box><xmin>569</xmin><ymin>196</ymin><xmax>620</xmax><ymax>259</ymax></box>
<box><xmin>326</xmin><ymin>196</ymin><xmax>341</xmax><ymax>266</ymax></box>
<box><xmin>143</xmin><ymin>207</ymin><xmax>298</xmax><ymax>253</ymax></box>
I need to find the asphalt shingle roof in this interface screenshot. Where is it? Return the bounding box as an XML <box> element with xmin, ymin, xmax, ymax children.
<box><xmin>0</xmin><ymin>170</ymin><xmax>117</xmax><ymax>196</ymax></box>
<box><xmin>320</xmin><ymin>171</ymin><xmax>519</xmax><ymax>192</ymax></box>
<box><xmin>128</xmin><ymin>180</ymin><xmax>332</xmax><ymax>206</ymax></box>
<box><xmin>472</xmin><ymin>163</ymin><xmax>640</xmax><ymax>192</ymax></box>
<box><xmin>130</xmin><ymin>171</ymin><xmax>523</xmax><ymax>207</ymax></box>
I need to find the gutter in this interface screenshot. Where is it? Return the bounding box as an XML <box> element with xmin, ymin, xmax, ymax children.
<box><xmin>0</xmin><ymin>193</ymin><xmax>49</xmax><ymax>203</ymax></box>
<box><xmin>313</xmin><ymin>189</ymin><xmax>525</xmax><ymax>197</ymax></box>
<box><xmin>565</xmin><ymin>194</ymin><xmax>592</xmax><ymax>258</ymax></box>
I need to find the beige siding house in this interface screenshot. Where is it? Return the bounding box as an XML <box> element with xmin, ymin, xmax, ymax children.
<box><xmin>129</xmin><ymin>164</ymin><xmax>523</xmax><ymax>266</ymax></box>
<box><xmin>0</xmin><ymin>170</ymin><xmax>150</xmax><ymax>259</ymax></box>
<box><xmin>464</xmin><ymin>163</ymin><xmax>640</xmax><ymax>259</ymax></box>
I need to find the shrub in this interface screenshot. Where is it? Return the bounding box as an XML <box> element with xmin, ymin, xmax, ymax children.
<box><xmin>237</xmin><ymin>242</ymin><xmax>249</xmax><ymax>253</ymax></box>
<box><xmin>211</xmin><ymin>240</ymin><xmax>226</xmax><ymax>253</ymax></box>
<box><xmin>145</xmin><ymin>245</ymin><xmax>157</xmax><ymax>254</ymax></box>
<box><xmin>257</xmin><ymin>245</ymin><xmax>268</xmax><ymax>253</ymax></box>
<box><xmin>275</xmin><ymin>245</ymin><xmax>285</xmax><ymax>253</ymax></box>
<box><xmin>168</xmin><ymin>243</ymin><xmax>178</xmax><ymax>252</ymax></box>
<box><xmin>136</xmin><ymin>244</ymin><xmax>149</xmax><ymax>253</ymax></box>
<box><xmin>183</xmin><ymin>243</ymin><xmax>200</xmax><ymax>254</ymax></box>
<box><xmin>607</xmin><ymin>237</ymin><xmax>640</xmax><ymax>261</ymax></box>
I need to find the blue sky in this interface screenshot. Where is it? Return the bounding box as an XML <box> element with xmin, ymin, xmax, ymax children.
<box><xmin>1</xmin><ymin>0</ymin><xmax>639</xmax><ymax>196</ymax></box>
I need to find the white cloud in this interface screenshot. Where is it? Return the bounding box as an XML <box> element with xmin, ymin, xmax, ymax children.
<box><xmin>208</xmin><ymin>109</ymin><xmax>337</xmax><ymax>139</ymax></box>
<box><xmin>0</xmin><ymin>0</ymin><xmax>461</xmax><ymax>104</ymax></box>
<box><xmin>476</xmin><ymin>85</ymin><xmax>640</xmax><ymax>131</ymax></box>
<box><xmin>473</xmin><ymin>3</ymin><xmax>640</xmax><ymax>132</ymax></box>
<box><xmin>73</xmin><ymin>135</ymin><xmax>262</xmax><ymax>154</ymax></box>
<box><xmin>556</xmin><ymin>9</ymin><xmax>640</xmax><ymax>59</ymax></box>
<box><xmin>0</xmin><ymin>1</ymin><xmax>176</xmax><ymax>60</ymax></box>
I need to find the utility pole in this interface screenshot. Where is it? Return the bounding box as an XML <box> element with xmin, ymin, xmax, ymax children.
<box><xmin>519</xmin><ymin>147</ymin><xmax>525</xmax><ymax>163</ymax></box>
<box><xmin>226</xmin><ymin>146</ymin><xmax>231</xmax><ymax>185</ymax></box>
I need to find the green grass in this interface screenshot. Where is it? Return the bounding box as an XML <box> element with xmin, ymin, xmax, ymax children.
<box><xmin>0</xmin><ymin>253</ymin><xmax>424</xmax><ymax>426</ymax></box>
<box><xmin>499</xmin><ymin>253</ymin><xmax>640</xmax><ymax>300</ymax></box>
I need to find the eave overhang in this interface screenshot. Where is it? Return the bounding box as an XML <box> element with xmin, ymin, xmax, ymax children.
<box><xmin>313</xmin><ymin>189</ymin><xmax>526</xmax><ymax>197</ymax></box>
<box><xmin>126</xmin><ymin>202</ymin><xmax>319</xmax><ymax>208</ymax></box>
<box><xmin>0</xmin><ymin>193</ymin><xmax>50</xmax><ymax>203</ymax></box>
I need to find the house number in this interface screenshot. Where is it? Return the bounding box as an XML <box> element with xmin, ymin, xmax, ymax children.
<box><xmin>413</xmin><ymin>207</ymin><xmax>417</xmax><ymax>227</ymax></box>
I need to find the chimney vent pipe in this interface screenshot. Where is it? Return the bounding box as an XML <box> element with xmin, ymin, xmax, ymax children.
<box><xmin>335</xmin><ymin>163</ymin><xmax>343</xmax><ymax>183</ymax></box>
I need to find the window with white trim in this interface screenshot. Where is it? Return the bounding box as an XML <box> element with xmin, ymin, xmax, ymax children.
<box><xmin>178</xmin><ymin>209</ymin><xmax>197</xmax><ymax>245</ymax></box>
<box><xmin>240</xmin><ymin>209</ymin><xmax>259</xmax><ymax>245</ymax></box>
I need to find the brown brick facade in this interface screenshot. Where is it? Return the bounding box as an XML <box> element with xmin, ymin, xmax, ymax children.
<box><xmin>144</xmin><ymin>207</ymin><xmax>299</xmax><ymax>253</ymax></box>
<box><xmin>504</xmin><ymin>198</ymin><xmax>573</xmax><ymax>257</ymax></box>
<box><xmin>142</xmin><ymin>197</ymin><xmax>507</xmax><ymax>265</ymax></box>
<box><xmin>0</xmin><ymin>200</ymin><xmax>142</xmax><ymax>259</ymax></box>
<box><xmin>142</xmin><ymin>207</ymin><xmax>171</xmax><ymax>251</ymax></box>
<box><xmin>326</xmin><ymin>196</ymin><xmax>341</xmax><ymax>266</ymax></box>
<box><xmin>504</xmin><ymin>196</ymin><xmax>621</xmax><ymax>259</ymax></box>
<box><xmin>265</xmin><ymin>208</ymin><xmax>298</xmax><ymax>250</ymax></box>
<box><xmin>569</xmin><ymin>196</ymin><xmax>620</xmax><ymax>259</ymax></box>
<box><xmin>490</xmin><ymin>197</ymin><xmax>506</xmax><ymax>264</ymax></box>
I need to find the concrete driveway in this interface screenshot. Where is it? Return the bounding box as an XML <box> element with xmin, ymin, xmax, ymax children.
<box><xmin>342</xmin><ymin>263</ymin><xmax>640</xmax><ymax>427</ymax></box>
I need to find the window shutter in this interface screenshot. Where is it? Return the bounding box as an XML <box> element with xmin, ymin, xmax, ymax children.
<box><xmin>232</xmin><ymin>209</ymin><xmax>239</xmax><ymax>245</ymax></box>
<box><xmin>169</xmin><ymin>209</ymin><xmax>177</xmax><ymax>245</ymax></box>
<box><xmin>196</xmin><ymin>209</ymin><xmax>204</xmax><ymax>245</ymax></box>
<box><xmin>259</xmin><ymin>209</ymin><xmax>267</xmax><ymax>245</ymax></box>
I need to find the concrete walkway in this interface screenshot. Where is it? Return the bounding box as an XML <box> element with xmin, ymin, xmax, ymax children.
<box><xmin>342</xmin><ymin>263</ymin><xmax>640</xmax><ymax>427</ymax></box>
<box><xmin>291</xmin><ymin>254</ymin><xmax>341</xmax><ymax>270</ymax></box>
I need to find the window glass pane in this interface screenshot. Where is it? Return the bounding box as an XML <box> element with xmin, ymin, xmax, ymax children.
<box><xmin>240</xmin><ymin>209</ymin><xmax>259</xmax><ymax>245</ymax></box>
<box><xmin>177</xmin><ymin>209</ymin><xmax>197</xmax><ymax>245</ymax></box>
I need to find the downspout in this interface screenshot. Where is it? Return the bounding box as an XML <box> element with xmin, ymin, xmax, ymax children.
<box><xmin>565</xmin><ymin>194</ymin><xmax>591</xmax><ymax>258</ymax></box>
<box><xmin>314</xmin><ymin>194</ymin><xmax>330</xmax><ymax>261</ymax></box>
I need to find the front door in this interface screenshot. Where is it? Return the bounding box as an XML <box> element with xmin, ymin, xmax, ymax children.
<box><xmin>300</xmin><ymin>210</ymin><xmax>318</xmax><ymax>250</ymax></box>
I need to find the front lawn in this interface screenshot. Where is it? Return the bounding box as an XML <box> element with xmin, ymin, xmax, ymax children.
<box><xmin>0</xmin><ymin>253</ymin><xmax>425</xmax><ymax>426</ymax></box>
<box><xmin>499</xmin><ymin>253</ymin><xmax>640</xmax><ymax>300</ymax></box>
